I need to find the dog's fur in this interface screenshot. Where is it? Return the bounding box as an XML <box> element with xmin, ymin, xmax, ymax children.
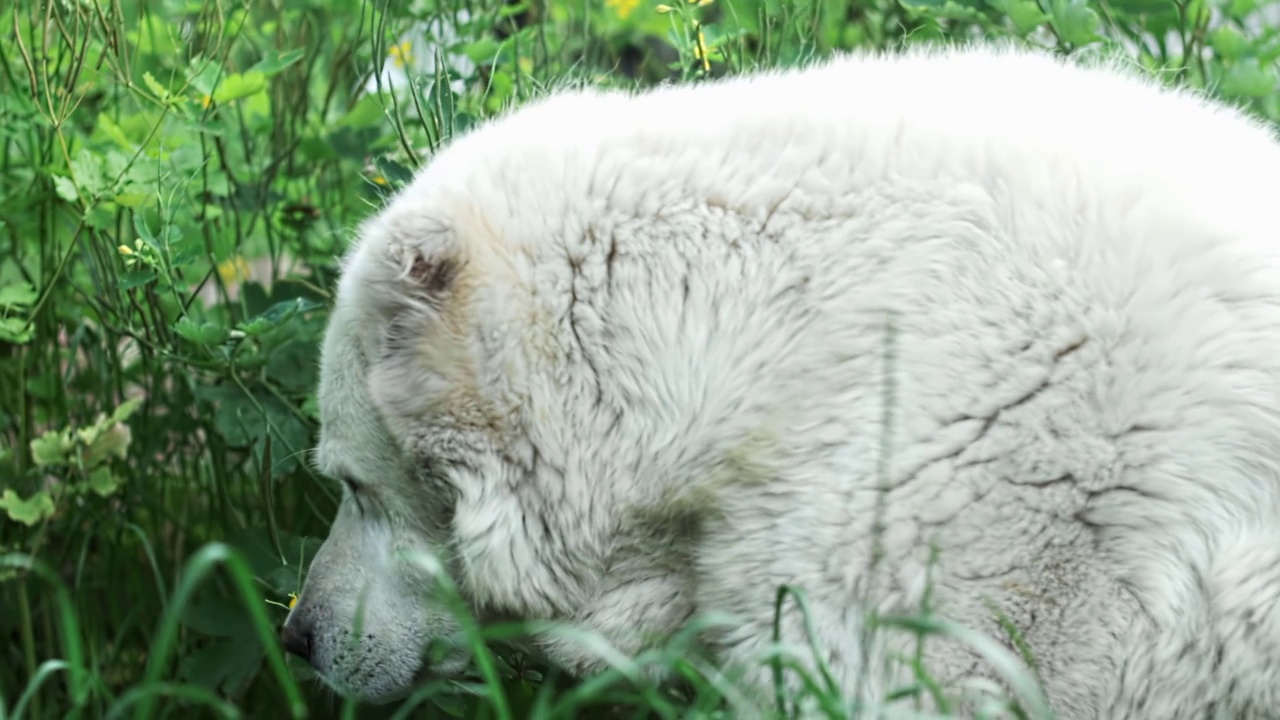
<box><xmin>283</xmin><ymin>43</ymin><xmax>1280</xmax><ymax>718</ymax></box>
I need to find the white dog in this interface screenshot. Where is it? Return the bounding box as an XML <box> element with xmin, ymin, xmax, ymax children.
<box><xmin>281</xmin><ymin>42</ymin><xmax>1280</xmax><ymax>718</ymax></box>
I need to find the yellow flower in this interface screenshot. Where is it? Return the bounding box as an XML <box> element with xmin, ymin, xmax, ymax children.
<box><xmin>389</xmin><ymin>40</ymin><xmax>414</xmax><ymax>69</ymax></box>
<box><xmin>372</xmin><ymin>175</ymin><xmax>388</xmax><ymax>186</ymax></box>
<box><xmin>217</xmin><ymin>255</ymin><xmax>252</xmax><ymax>284</ymax></box>
<box><xmin>265</xmin><ymin>592</ymin><xmax>300</xmax><ymax>612</ymax></box>
<box><xmin>117</xmin><ymin>245</ymin><xmax>133</xmax><ymax>256</ymax></box>
<box><xmin>199</xmin><ymin>94</ymin><xmax>211</xmax><ymax>109</ymax></box>
<box><xmin>606</xmin><ymin>0</ymin><xmax>640</xmax><ymax>19</ymax></box>
<box><xmin>693</xmin><ymin>27</ymin><xmax>711</xmax><ymax>71</ymax></box>
<box><xmin>656</xmin><ymin>3</ymin><xmax>673</xmax><ymax>11</ymax></box>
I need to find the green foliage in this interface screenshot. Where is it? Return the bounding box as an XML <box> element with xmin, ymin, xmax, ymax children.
<box><xmin>0</xmin><ymin>277</ymin><xmax>36</xmax><ymax>345</ymax></box>
<box><xmin>1</xmin><ymin>396</ymin><xmax>143</xmax><ymax>528</ymax></box>
<box><xmin>0</xmin><ymin>0</ymin><xmax>1276</xmax><ymax>717</ymax></box>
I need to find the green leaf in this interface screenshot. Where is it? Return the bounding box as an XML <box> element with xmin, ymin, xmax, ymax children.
<box><xmin>108</xmin><ymin>396</ymin><xmax>144</xmax><ymax>426</ymax></box>
<box><xmin>247</xmin><ymin>49</ymin><xmax>305</xmax><ymax>77</ymax></box>
<box><xmin>462</xmin><ymin>37</ymin><xmax>503</xmax><ymax>64</ymax></box>
<box><xmin>196</xmin><ymin>387</ymin><xmax>311</xmax><ymax>477</ymax></box>
<box><xmin>181</xmin><ymin>593</ymin><xmax>257</xmax><ymax>639</ymax></box>
<box><xmin>0</xmin><ymin>489</ymin><xmax>55</xmax><ymax>526</ymax></box>
<box><xmin>70</xmin><ymin>149</ymin><xmax>105</xmax><ymax>198</ymax></box>
<box><xmin>0</xmin><ymin>283</ymin><xmax>37</xmax><ymax>309</ymax></box>
<box><xmin>454</xmin><ymin>112</ymin><xmax>476</xmax><ymax>136</ymax></box>
<box><xmin>298</xmin><ymin>135</ymin><xmax>337</xmax><ymax>161</ymax></box>
<box><xmin>178</xmin><ymin>635</ymin><xmax>264</xmax><ymax>696</ymax></box>
<box><xmin>987</xmin><ymin>0</ymin><xmax>1048</xmax><ymax>34</ymax></box>
<box><xmin>499</xmin><ymin>1</ymin><xmax>531</xmax><ymax>17</ymax></box>
<box><xmin>30</xmin><ymin>430</ymin><xmax>73</xmax><ymax>467</ymax></box>
<box><xmin>427</xmin><ymin>78</ymin><xmax>456</xmax><ymax>129</ymax></box>
<box><xmin>1209</xmin><ymin>26</ymin><xmax>1249</xmax><ymax>60</ymax></box>
<box><xmin>225</xmin><ymin>526</ymin><xmax>322</xmax><ymax>597</ymax></box>
<box><xmin>941</xmin><ymin>1</ymin><xmax>985</xmax><ymax>19</ymax></box>
<box><xmin>118</xmin><ymin>270</ymin><xmax>157</xmax><ymax>290</ymax></box>
<box><xmin>84</xmin><ymin>205</ymin><xmax>116</xmax><ymax>230</ymax></box>
<box><xmin>114</xmin><ymin>191</ymin><xmax>149</xmax><ymax>208</ymax></box>
<box><xmin>95</xmin><ymin>112</ymin><xmax>135</xmax><ymax>149</ymax></box>
<box><xmin>1224</xmin><ymin>0</ymin><xmax>1257</xmax><ymax>19</ymax></box>
<box><xmin>84</xmin><ymin>422</ymin><xmax>132</xmax><ymax>466</ymax></box>
<box><xmin>74</xmin><ymin>423</ymin><xmax>102</xmax><ymax>449</ymax></box>
<box><xmin>211</xmin><ymin>71</ymin><xmax>266</xmax><ymax>104</ymax></box>
<box><xmin>186</xmin><ymin>59</ymin><xmax>223</xmax><ymax>97</ymax></box>
<box><xmin>204</xmin><ymin>170</ymin><xmax>231</xmax><ymax>197</ymax></box>
<box><xmin>133</xmin><ymin>212</ymin><xmax>156</xmax><ymax>246</ymax></box>
<box><xmin>1220</xmin><ymin>60</ymin><xmax>1276</xmax><ymax>98</ymax></box>
<box><xmin>174</xmin><ymin>316</ymin><xmax>230</xmax><ymax>345</ymax></box>
<box><xmin>142</xmin><ymin>71</ymin><xmax>172</xmax><ymax>103</ymax></box>
<box><xmin>266</xmin><ymin>338</ymin><xmax>320</xmax><ymax>392</ymax></box>
<box><xmin>238</xmin><ymin>297</ymin><xmax>321</xmax><ymax>336</ymax></box>
<box><xmin>104</xmin><ymin>149</ymin><xmax>131</xmax><ymax>179</ymax></box>
<box><xmin>25</xmin><ymin>371</ymin><xmax>59</xmax><ymax>401</ymax></box>
<box><xmin>372</xmin><ymin>156</ymin><xmax>415</xmax><ymax>190</ymax></box>
<box><xmin>237</xmin><ymin>316</ymin><xmax>272</xmax><ymax>336</ymax></box>
<box><xmin>336</xmin><ymin>95</ymin><xmax>385</xmax><ymax>129</ymax></box>
<box><xmin>0</xmin><ymin>318</ymin><xmax>33</xmax><ymax>344</ymax></box>
<box><xmin>130</xmin><ymin>14</ymin><xmax>178</xmax><ymax>56</ymax></box>
<box><xmin>52</xmin><ymin>175</ymin><xmax>79</xmax><ymax>203</ymax></box>
<box><xmin>1049</xmin><ymin>0</ymin><xmax>1100</xmax><ymax>46</ymax></box>
<box><xmin>86</xmin><ymin>467</ymin><xmax>124</xmax><ymax>497</ymax></box>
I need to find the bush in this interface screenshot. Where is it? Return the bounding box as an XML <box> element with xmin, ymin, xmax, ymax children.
<box><xmin>1</xmin><ymin>0</ymin><xmax>1276</xmax><ymax>717</ymax></box>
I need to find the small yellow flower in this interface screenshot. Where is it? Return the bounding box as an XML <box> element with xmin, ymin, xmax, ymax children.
<box><xmin>118</xmin><ymin>245</ymin><xmax>133</xmax><ymax>256</ymax></box>
<box><xmin>605</xmin><ymin>0</ymin><xmax>640</xmax><ymax>19</ymax></box>
<box><xmin>693</xmin><ymin>28</ymin><xmax>711</xmax><ymax>71</ymax></box>
<box><xmin>200</xmin><ymin>94</ymin><xmax>212</xmax><ymax>109</ymax></box>
<box><xmin>217</xmin><ymin>255</ymin><xmax>252</xmax><ymax>284</ymax></box>
<box><xmin>265</xmin><ymin>592</ymin><xmax>300</xmax><ymax>612</ymax></box>
<box><xmin>656</xmin><ymin>3</ymin><xmax>673</xmax><ymax>11</ymax></box>
<box><xmin>372</xmin><ymin>175</ymin><xmax>388</xmax><ymax>186</ymax></box>
<box><xmin>389</xmin><ymin>40</ymin><xmax>414</xmax><ymax>69</ymax></box>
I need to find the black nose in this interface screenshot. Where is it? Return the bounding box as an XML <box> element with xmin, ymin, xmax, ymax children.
<box><xmin>281</xmin><ymin>620</ymin><xmax>313</xmax><ymax>663</ymax></box>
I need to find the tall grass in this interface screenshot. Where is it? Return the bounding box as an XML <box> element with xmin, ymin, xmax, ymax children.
<box><xmin>1</xmin><ymin>0</ymin><xmax>1277</xmax><ymax>717</ymax></box>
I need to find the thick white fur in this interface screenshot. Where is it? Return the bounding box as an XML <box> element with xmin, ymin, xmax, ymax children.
<box><xmin>284</xmin><ymin>42</ymin><xmax>1280</xmax><ymax>718</ymax></box>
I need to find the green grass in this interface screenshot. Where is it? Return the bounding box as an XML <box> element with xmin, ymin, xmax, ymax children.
<box><xmin>1</xmin><ymin>0</ymin><xmax>1278</xmax><ymax>717</ymax></box>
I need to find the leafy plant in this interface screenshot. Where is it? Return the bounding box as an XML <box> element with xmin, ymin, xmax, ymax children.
<box><xmin>2</xmin><ymin>397</ymin><xmax>143</xmax><ymax>528</ymax></box>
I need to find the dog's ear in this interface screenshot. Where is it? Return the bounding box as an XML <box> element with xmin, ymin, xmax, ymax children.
<box><xmin>386</xmin><ymin>240</ymin><xmax>461</xmax><ymax>310</ymax></box>
<box><xmin>356</xmin><ymin>211</ymin><xmax>465</xmax><ymax>321</ymax></box>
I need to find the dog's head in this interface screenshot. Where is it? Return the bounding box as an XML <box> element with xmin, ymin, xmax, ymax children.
<box><xmin>279</xmin><ymin>187</ymin><xmax>492</xmax><ymax>701</ymax></box>
<box><xmin>279</xmin><ymin>127</ymin><xmax>650</xmax><ymax>702</ymax></box>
